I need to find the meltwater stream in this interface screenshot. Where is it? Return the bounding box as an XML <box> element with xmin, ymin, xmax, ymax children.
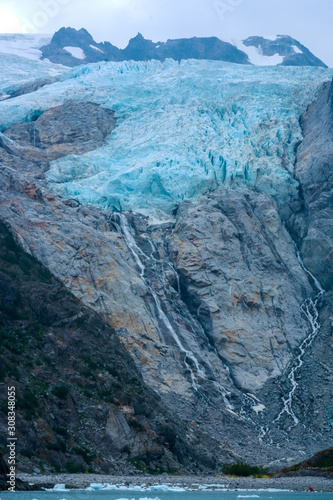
<box><xmin>114</xmin><ymin>214</ymin><xmax>206</xmax><ymax>392</ymax></box>
<box><xmin>112</xmin><ymin>214</ymin><xmax>233</xmax><ymax>408</ymax></box>
<box><xmin>275</xmin><ymin>252</ymin><xmax>325</xmax><ymax>427</ymax></box>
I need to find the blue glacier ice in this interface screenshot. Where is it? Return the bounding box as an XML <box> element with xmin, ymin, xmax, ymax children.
<box><xmin>0</xmin><ymin>40</ymin><xmax>66</xmax><ymax>98</ymax></box>
<box><xmin>0</xmin><ymin>59</ymin><xmax>332</xmax><ymax>219</ymax></box>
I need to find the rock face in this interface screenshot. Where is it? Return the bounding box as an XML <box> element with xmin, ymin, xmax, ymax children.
<box><xmin>169</xmin><ymin>191</ymin><xmax>311</xmax><ymax>392</ymax></box>
<box><xmin>40</xmin><ymin>28</ymin><xmax>327</xmax><ymax>68</ymax></box>
<box><xmin>0</xmin><ymin>453</ymin><xmax>38</xmax><ymax>490</ymax></box>
<box><xmin>291</xmin><ymin>80</ymin><xmax>333</xmax><ymax>289</ymax></box>
<box><xmin>0</xmin><ymin>70</ymin><xmax>333</xmax><ymax>471</ymax></box>
<box><xmin>0</xmin><ymin>221</ymin><xmax>220</xmax><ymax>474</ymax></box>
<box><xmin>279</xmin><ymin>447</ymin><xmax>333</xmax><ymax>478</ymax></box>
<box><xmin>41</xmin><ymin>28</ymin><xmax>121</xmax><ymax>67</ymax></box>
<box><xmin>2</xmin><ymin>102</ymin><xmax>115</xmax><ymax>161</ymax></box>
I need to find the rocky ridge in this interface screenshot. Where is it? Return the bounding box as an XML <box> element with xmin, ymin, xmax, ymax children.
<box><xmin>40</xmin><ymin>28</ymin><xmax>327</xmax><ymax>68</ymax></box>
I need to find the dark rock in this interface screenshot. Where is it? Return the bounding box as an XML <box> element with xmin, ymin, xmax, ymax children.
<box><xmin>278</xmin><ymin>447</ymin><xmax>333</xmax><ymax>478</ymax></box>
<box><xmin>40</xmin><ymin>28</ymin><xmax>327</xmax><ymax>68</ymax></box>
<box><xmin>0</xmin><ymin>454</ymin><xmax>40</xmax><ymax>491</ymax></box>
<box><xmin>292</xmin><ymin>79</ymin><xmax>333</xmax><ymax>290</ymax></box>
<box><xmin>3</xmin><ymin>102</ymin><xmax>116</xmax><ymax>161</ymax></box>
<box><xmin>41</xmin><ymin>27</ymin><xmax>122</xmax><ymax>67</ymax></box>
<box><xmin>41</xmin><ymin>27</ymin><xmax>250</xmax><ymax>67</ymax></box>
<box><xmin>8</xmin><ymin>78</ymin><xmax>58</xmax><ymax>99</ymax></box>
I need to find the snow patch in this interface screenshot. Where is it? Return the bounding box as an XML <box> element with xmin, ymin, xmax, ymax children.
<box><xmin>292</xmin><ymin>45</ymin><xmax>303</xmax><ymax>54</ymax></box>
<box><xmin>64</xmin><ymin>46</ymin><xmax>86</xmax><ymax>60</ymax></box>
<box><xmin>234</xmin><ymin>39</ymin><xmax>284</xmax><ymax>66</ymax></box>
<box><xmin>90</xmin><ymin>44</ymin><xmax>103</xmax><ymax>53</ymax></box>
<box><xmin>252</xmin><ymin>403</ymin><xmax>265</xmax><ymax>414</ymax></box>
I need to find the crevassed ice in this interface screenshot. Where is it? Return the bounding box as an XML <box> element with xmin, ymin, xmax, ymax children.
<box><xmin>0</xmin><ymin>51</ymin><xmax>66</xmax><ymax>98</ymax></box>
<box><xmin>1</xmin><ymin>59</ymin><xmax>332</xmax><ymax>219</ymax></box>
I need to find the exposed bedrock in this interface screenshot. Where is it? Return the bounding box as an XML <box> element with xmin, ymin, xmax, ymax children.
<box><xmin>1</xmin><ymin>102</ymin><xmax>115</xmax><ymax>161</ymax></box>
<box><xmin>169</xmin><ymin>190</ymin><xmax>312</xmax><ymax>392</ymax></box>
<box><xmin>291</xmin><ymin>80</ymin><xmax>333</xmax><ymax>290</ymax></box>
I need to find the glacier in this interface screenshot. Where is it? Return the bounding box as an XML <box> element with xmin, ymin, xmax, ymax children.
<box><xmin>0</xmin><ymin>42</ymin><xmax>66</xmax><ymax>99</ymax></box>
<box><xmin>0</xmin><ymin>58</ymin><xmax>332</xmax><ymax>218</ymax></box>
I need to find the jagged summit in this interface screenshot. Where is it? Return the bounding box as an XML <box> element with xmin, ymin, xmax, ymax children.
<box><xmin>37</xmin><ymin>27</ymin><xmax>327</xmax><ymax>67</ymax></box>
<box><xmin>40</xmin><ymin>27</ymin><xmax>121</xmax><ymax>66</ymax></box>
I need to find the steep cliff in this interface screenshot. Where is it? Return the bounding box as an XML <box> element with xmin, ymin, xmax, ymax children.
<box><xmin>0</xmin><ymin>220</ymin><xmax>222</xmax><ymax>474</ymax></box>
<box><xmin>0</xmin><ymin>60</ymin><xmax>332</xmax><ymax>471</ymax></box>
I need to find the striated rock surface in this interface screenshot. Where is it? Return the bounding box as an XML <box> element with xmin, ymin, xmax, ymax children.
<box><xmin>0</xmin><ymin>221</ymin><xmax>221</xmax><ymax>474</ymax></box>
<box><xmin>169</xmin><ymin>190</ymin><xmax>311</xmax><ymax>392</ymax></box>
<box><xmin>2</xmin><ymin>102</ymin><xmax>115</xmax><ymax>162</ymax></box>
<box><xmin>292</xmin><ymin>80</ymin><xmax>333</xmax><ymax>290</ymax></box>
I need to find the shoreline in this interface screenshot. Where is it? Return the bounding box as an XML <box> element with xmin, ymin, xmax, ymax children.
<box><xmin>17</xmin><ymin>473</ymin><xmax>333</xmax><ymax>492</ymax></box>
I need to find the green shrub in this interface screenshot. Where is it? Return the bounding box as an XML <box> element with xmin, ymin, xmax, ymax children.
<box><xmin>128</xmin><ymin>419</ymin><xmax>145</xmax><ymax>432</ymax></box>
<box><xmin>0</xmin><ymin>362</ymin><xmax>6</xmax><ymax>382</ymax></box>
<box><xmin>21</xmin><ymin>449</ymin><xmax>35</xmax><ymax>459</ymax></box>
<box><xmin>222</xmin><ymin>461</ymin><xmax>268</xmax><ymax>477</ymax></box>
<box><xmin>52</xmin><ymin>385</ymin><xmax>70</xmax><ymax>400</ymax></box>
<box><xmin>47</xmin><ymin>439</ymin><xmax>66</xmax><ymax>453</ymax></box>
<box><xmin>53</xmin><ymin>426</ymin><xmax>68</xmax><ymax>437</ymax></box>
<box><xmin>17</xmin><ymin>388</ymin><xmax>39</xmax><ymax>417</ymax></box>
<box><xmin>72</xmin><ymin>446</ymin><xmax>96</xmax><ymax>464</ymax></box>
<box><xmin>319</xmin><ymin>457</ymin><xmax>333</xmax><ymax>468</ymax></box>
<box><xmin>65</xmin><ymin>461</ymin><xmax>85</xmax><ymax>473</ymax></box>
<box><xmin>104</xmin><ymin>365</ymin><xmax>120</xmax><ymax>378</ymax></box>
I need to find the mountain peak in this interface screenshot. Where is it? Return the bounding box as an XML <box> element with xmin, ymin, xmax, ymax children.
<box><xmin>40</xmin><ymin>27</ymin><xmax>327</xmax><ymax>68</ymax></box>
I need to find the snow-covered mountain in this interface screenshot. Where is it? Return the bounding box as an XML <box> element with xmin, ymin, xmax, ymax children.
<box><xmin>0</xmin><ymin>29</ymin><xmax>327</xmax><ymax>68</ymax></box>
<box><xmin>40</xmin><ymin>28</ymin><xmax>327</xmax><ymax>67</ymax></box>
<box><xmin>234</xmin><ymin>35</ymin><xmax>327</xmax><ymax>67</ymax></box>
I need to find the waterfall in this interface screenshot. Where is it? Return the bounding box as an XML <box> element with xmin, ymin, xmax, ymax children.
<box><xmin>114</xmin><ymin>213</ymin><xmax>207</xmax><ymax>392</ymax></box>
<box><xmin>275</xmin><ymin>251</ymin><xmax>324</xmax><ymax>426</ymax></box>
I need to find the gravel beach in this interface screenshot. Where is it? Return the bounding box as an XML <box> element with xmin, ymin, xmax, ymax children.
<box><xmin>17</xmin><ymin>473</ymin><xmax>333</xmax><ymax>492</ymax></box>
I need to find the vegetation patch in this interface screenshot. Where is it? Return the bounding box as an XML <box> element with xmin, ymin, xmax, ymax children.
<box><xmin>52</xmin><ymin>385</ymin><xmax>70</xmax><ymax>400</ymax></box>
<box><xmin>222</xmin><ymin>461</ymin><xmax>268</xmax><ymax>477</ymax></box>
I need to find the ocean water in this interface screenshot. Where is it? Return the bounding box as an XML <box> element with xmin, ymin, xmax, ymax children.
<box><xmin>1</xmin><ymin>490</ymin><xmax>332</xmax><ymax>500</ymax></box>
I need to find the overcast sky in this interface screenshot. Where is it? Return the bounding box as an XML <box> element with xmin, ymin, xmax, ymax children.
<box><xmin>2</xmin><ymin>0</ymin><xmax>333</xmax><ymax>66</ymax></box>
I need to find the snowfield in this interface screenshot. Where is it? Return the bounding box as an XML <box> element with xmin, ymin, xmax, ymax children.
<box><xmin>0</xmin><ymin>34</ymin><xmax>66</xmax><ymax>98</ymax></box>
